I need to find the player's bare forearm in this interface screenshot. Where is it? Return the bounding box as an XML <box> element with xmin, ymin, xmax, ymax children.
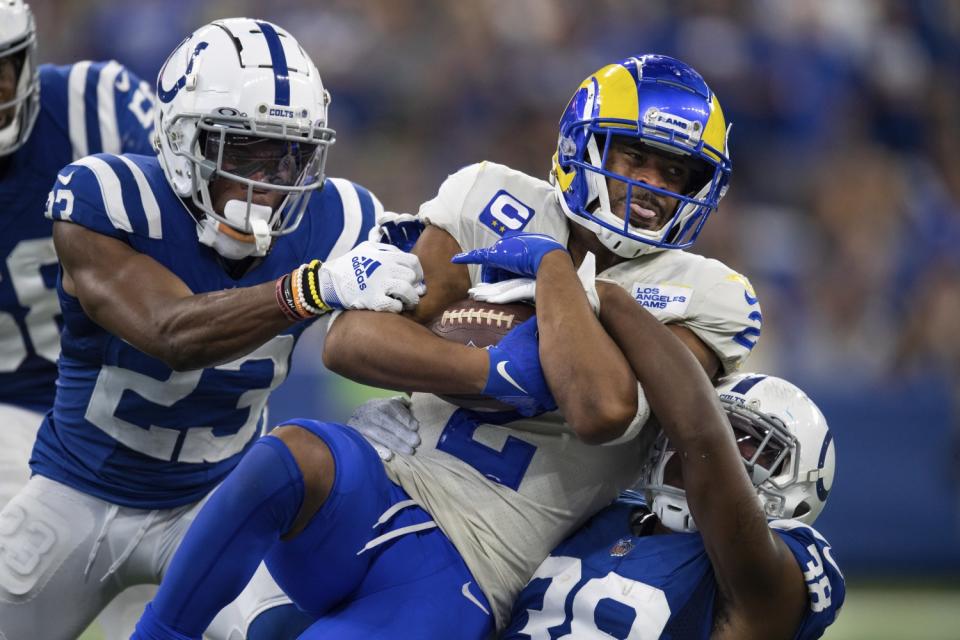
<box><xmin>54</xmin><ymin>221</ymin><xmax>295</xmax><ymax>370</ymax></box>
<box><xmin>535</xmin><ymin>252</ymin><xmax>637</xmax><ymax>443</ymax></box>
<box><xmin>598</xmin><ymin>282</ymin><xmax>729</xmax><ymax>452</ymax></box>
<box><xmin>408</xmin><ymin>225</ymin><xmax>473</xmax><ymax>323</ymax></box>
<box><xmin>599</xmin><ymin>283</ymin><xmax>795</xmax><ymax>612</ymax></box>
<box><xmin>323</xmin><ymin>310</ymin><xmax>488</xmax><ymax>393</ymax></box>
<box><xmin>322</xmin><ymin>223</ymin><xmax>486</xmax><ymax>393</ymax></box>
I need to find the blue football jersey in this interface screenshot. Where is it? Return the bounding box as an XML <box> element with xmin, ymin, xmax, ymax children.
<box><xmin>0</xmin><ymin>61</ymin><xmax>155</xmax><ymax>411</ymax></box>
<box><xmin>504</xmin><ymin>501</ymin><xmax>844</xmax><ymax>640</ymax></box>
<box><xmin>33</xmin><ymin>152</ymin><xmax>376</xmax><ymax>508</ymax></box>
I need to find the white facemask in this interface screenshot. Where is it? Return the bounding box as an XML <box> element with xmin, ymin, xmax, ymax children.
<box><xmin>196</xmin><ymin>199</ymin><xmax>273</xmax><ymax>260</ymax></box>
<box><xmin>0</xmin><ymin>105</ymin><xmax>22</xmax><ymax>151</ymax></box>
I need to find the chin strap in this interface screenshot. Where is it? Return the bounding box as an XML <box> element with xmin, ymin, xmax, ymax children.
<box><xmin>250</xmin><ymin>216</ymin><xmax>271</xmax><ymax>255</ymax></box>
<box><xmin>630</xmin><ymin>504</ymin><xmax>659</xmax><ymax>537</ymax></box>
<box><xmin>196</xmin><ymin>200</ymin><xmax>275</xmax><ymax>260</ymax></box>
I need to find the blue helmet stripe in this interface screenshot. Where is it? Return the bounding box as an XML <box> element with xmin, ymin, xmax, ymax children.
<box><xmin>731</xmin><ymin>374</ymin><xmax>767</xmax><ymax>395</ymax></box>
<box><xmin>816</xmin><ymin>432</ymin><xmax>833</xmax><ymax>501</ymax></box>
<box><xmin>256</xmin><ymin>21</ymin><xmax>290</xmax><ymax>106</ymax></box>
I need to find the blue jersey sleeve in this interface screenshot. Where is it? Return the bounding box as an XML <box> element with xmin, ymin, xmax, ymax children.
<box><xmin>769</xmin><ymin>519</ymin><xmax>845</xmax><ymax>639</ymax></box>
<box><xmin>45</xmin><ymin>154</ymin><xmax>148</xmax><ymax>241</ymax></box>
<box><xmin>105</xmin><ymin>62</ymin><xmax>156</xmax><ymax>155</ymax></box>
<box><xmin>352</xmin><ymin>182</ymin><xmax>378</xmax><ymax>248</ymax></box>
<box><xmin>37</xmin><ymin>61</ymin><xmax>155</xmax><ymax>161</ymax></box>
<box><xmin>300</xmin><ymin>177</ymin><xmax>380</xmax><ymax>261</ymax></box>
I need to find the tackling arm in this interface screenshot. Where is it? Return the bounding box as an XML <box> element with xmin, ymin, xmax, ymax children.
<box><xmin>323</xmin><ymin>225</ymin><xmax>489</xmax><ymax>393</ymax></box>
<box><xmin>55</xmin><ymin>221</ymin><xmax>295</xmax><ymax>371</ymax></box>
<box><xmin>597</xmin><ymin>283</ymin><xmax>807</xmax><ymax>638</ymax></box>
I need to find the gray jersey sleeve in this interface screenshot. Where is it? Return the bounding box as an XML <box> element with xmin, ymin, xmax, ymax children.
<box><xmin>600</xmin><ymin>253</ymin><xmax>762</xmax><ymax>374</ymax></box>
<box><xmin>684</xmin><ymin>269</ymin><xmax>762</xmax><ymax>373</ymax></box>
<box><xmin>418</xmin><ymin>163</ymin><xmax>485</xmax><ymax>249</ymax></box>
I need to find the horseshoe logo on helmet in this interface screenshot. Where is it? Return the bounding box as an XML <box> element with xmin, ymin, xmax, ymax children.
<box><xmin>157</xmin><ymin>41</ymin><xmax>209</xmax><ymax>104</ymax></box>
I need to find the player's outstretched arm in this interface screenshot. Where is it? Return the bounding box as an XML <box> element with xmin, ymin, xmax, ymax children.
<box><xmin>55</xmin><ymin>220</ymin><xmax>424</xmax><ymax>371</ymax></box>
<box><xmin>55</xmin><ymin>221</ymin><xmax>295</xmax><ymax>371</ymax></box>
<box><xmin>324</xmin><ymin>225</ymin><xmax>490</xmax><ymax>393</ymax></box>
<box><xmin>597</xmin><ymin>283</ymin><xmax>808</xmax><ymax>638</ymax></box>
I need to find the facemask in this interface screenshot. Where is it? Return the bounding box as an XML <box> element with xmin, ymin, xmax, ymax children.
<box><xmin>196</xmin><ymin>199</ymin><xmax>273</xmax><ymax>259</ymax></box>
<box><xmin>0</xmin><ymin>111</ymin><xmax>20</xmax><ymax>150</ymax></box>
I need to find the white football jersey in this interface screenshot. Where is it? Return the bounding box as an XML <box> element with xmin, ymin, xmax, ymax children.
<box><xmin>383</xmin><ymin>161</ymin><xmax>761</xmax><ymax>629</ymax></box>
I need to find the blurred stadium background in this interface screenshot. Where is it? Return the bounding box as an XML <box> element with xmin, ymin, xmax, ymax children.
<box><xmin>26</xmin><ymin>0</ymin><xmax>959</xmax><ymax>638</ymax></box>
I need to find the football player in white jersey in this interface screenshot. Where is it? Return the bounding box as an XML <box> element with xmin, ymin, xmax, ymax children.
<box><xmin>0</xmin><ymin>17</ymin><xmax>424</xmax><ymax>640</ymax></box>
<box><xmin>504</xmin><ymin>278</ymin><xmax>842</xmax><ymax>639</ymax></box>
<box><xmin>130</xmin><ymin>54</ymin><xmax>764</xmax><ymax>639</ymax></box>
<box><xmin>323</xmin><ymin>54</ymin><xmax>761</xmax><ymax>630</ymax></box>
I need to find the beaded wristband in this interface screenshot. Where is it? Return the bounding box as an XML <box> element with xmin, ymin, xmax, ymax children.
<box><xmin>289</xmin><ymin>265</ymin><xmax>311</xmax><ymax>318</ymax></box>
<box><xmin>299</xmin><ymin>259</ymin><xmax>334</xmax><ymax>315</ymax></box>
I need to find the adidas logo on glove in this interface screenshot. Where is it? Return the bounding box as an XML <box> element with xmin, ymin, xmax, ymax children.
<box><xmin>351</xmin><ymin>256</ymin><xmax>382</xmax><ymax>290</ymax></box>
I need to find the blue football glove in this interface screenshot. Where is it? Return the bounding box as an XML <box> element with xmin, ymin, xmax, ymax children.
<box><xmin>368</xmin><ymin>211</ymin><xmax>425</xmax><ymax>253</ymax></box>
<box><xmin>451</xmin><ymin>232</ymin><xmax>567</xmax><ymax>283</ymax></box>
<box><xmin>483</xmin><ymin>316</ymin><xmax>556</xmax><ymax>417</ymax></box>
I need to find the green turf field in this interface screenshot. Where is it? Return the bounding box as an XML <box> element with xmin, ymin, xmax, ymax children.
<box><xmin>825</xmin><ymin>582</ymin><xmax>960</xmax><ymax>640</ymax></box>
<box><xmin>79</xmin><ymin>582</ymin><xmax>960</xmax><ymax>640</ymax></box>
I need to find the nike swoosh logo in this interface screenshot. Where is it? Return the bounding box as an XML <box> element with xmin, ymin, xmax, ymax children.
<box><xmin>461</xmin><ymin>581</ymin><xmax>490</xmax><ymax>616</ymax></box>
<box><xmin>496</xmin><ymin>360</ymin><xmax>527</xmax><ymax>394</ymax></box>
<box><xmin>57</xmin><ymin>171</ymin><xmax>75</xmax><ymax>186</ymax></box>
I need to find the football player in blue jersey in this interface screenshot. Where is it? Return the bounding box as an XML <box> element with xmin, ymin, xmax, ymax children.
<box><xmin>0</xmin><ymin>0</ymin><xmax>155</xmax><ymax>510</ymax></box>
<box><xmin>0</xmin><ymin>6</ymin><xmax>160</xmax><ymax>637</ymax></box>
<box><xmin>0</xmin><ymin>17</ymin><xmax>425</xmax><ymax>640</ymax></box>
<box><xmin>502</xmin><ymin>276</ymin><xmax>843</xmax><ymax>639</ymax></box>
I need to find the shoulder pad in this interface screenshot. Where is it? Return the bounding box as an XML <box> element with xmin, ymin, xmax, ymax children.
<box><xmin>46</xmin><ymin>153</ymin><xmax>163</xmax><ymax>240</ymax></box>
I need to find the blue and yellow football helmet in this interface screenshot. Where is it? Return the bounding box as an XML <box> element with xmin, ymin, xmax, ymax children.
<box><xmin>552</xmin><ymin>54</ymin><xmax>732</xmax><ymax>258</ymax></box>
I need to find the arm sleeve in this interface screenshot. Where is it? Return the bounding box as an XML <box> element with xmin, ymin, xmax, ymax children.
<box><xmin>45</xmin><ymin>155</ymin><xmax>133</xmax><ymax>241</ymax></box>
<box><xmin>418</xmin><ymin>162</ymin><xmax>485</xmax><ymax>245</ymax></box>
<box><xmin>82</xmin><ymin>61</ymin><xmax>156</xmax><ymax>156</ymax></box>
<box><xmin>684</xmin><ymin>271</ymin><xmax>763</xmax><ymax>374</ymax></box>
<box><xmin>111</xmin><ymin>64</ymin><xmax>157</xmax><ymax>155</ymax></box>
<box><xmin>770</xmin><ymin>519</ymin><xmax>846</xmax><ymax>639</ymax></box>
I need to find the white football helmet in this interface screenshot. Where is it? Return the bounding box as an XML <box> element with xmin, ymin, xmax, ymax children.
<box><xmin>154</xmin><ymin>18</ymin><xmax>334</xmax><ymax>258</ymax></box>
<box><xmin>640</xmin><ymin>373</ymin><xmax>836</xmax><ymax>532</ymax></box>
<box><xmin>0</xmin><ymin>0</ymin><xmax>39</xmax><ymax>157</ymax></box>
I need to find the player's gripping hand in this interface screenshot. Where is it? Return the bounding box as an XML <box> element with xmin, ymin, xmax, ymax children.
<box><xmin>469</xmin><ymin>251</ymin><xmax>601</xmax><ymax>315</ymax></box>
<box><xmin>469</xmin><ymin>277</ymin><xmax>536</xmax><ymax>305</ymax></box>
<box><xmin>321</xmin><ymin>242</ymin><xmax>426</xmax><ymax>312</ymax></box>
<box><xmin>483</xmin><ymin>317</ymin><xmax>556</xmax><ymax>417</ymax></box>
<box><xmin>276</xmin><ymin>241</ymin><xmax>427</xmax><ymax>319</ymax></box>
<box><xmin>451</xmin><ymin>232</ymin><xmax>567</xmax><ymax>283</ymax></box>
<box><xmin>347</xmin><ymin>396</ymin><xmax>421</xmax><ymax>461</ymax></box>
<box><xmin>368</xmin><ymin>211</ymin><xmax>425</xmax><ymax>253</ymax></box>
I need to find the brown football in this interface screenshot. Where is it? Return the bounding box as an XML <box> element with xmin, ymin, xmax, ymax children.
<box><xmin>429</xmin><ymin>299</ymin><xmax>535</xmax><ymax>410</ymax></box>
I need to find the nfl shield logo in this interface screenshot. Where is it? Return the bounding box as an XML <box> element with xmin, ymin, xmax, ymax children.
<box><xmin>609</xmin><ymin>538</ymin><xmax>635</xmax><ymax>557</ymax></box>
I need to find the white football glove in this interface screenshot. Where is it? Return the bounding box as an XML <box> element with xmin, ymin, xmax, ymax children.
<box><xmin>319</xmin><ymin>241</ymin><xmax>426</xmax><ymax>313</ymax></box>
<box><xmin>347</xmin><ymin>396</ymin><xmax>421</xmax><ymax>461</ymax></box>
<box><xmin>468</xmin><ymin>251</ymin><xmax>600</xmax><ymax>315</ymax></box>
<box><xmin>468</xmin><ymin>277</ymin><xmax>536</xmax><ymax>304</ymax></box>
